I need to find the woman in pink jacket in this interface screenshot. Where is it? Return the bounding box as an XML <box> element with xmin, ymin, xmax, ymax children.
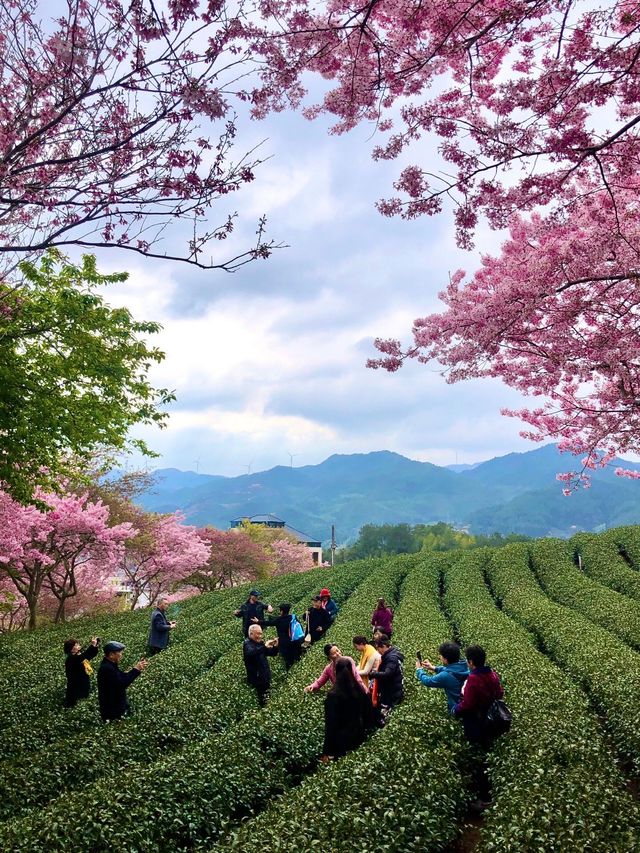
<box><xmin>304</xmin><ymin>643</ymin><xmax>367</xmax><ymax>694</ymax></box>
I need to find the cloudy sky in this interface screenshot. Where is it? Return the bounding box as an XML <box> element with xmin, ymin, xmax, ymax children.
<box><xmin>97</xmin><ymin>94</ymin><xmax>536</xmax><ymax>478</ymax></box>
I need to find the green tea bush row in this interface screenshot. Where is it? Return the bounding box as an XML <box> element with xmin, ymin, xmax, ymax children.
<box><xmin>488</xmin><ymin>543</ymin><xmax>640</xmax><ymax>773</ymax></box>
<box><xmin>0</xmin><ymin>582</ymin><xmax>253</xmax><ymax>733</ymax></box>
<box><xmin>0</xmin><ymin>566</ymin><xmax>358</xmax><ymax>819</ymax></box>
<box><xmin>572</xmin><ymin>531</ymin><xmax>640</xmax><ymax>602</ymax></box>
<box><xmin>531</xmin><ymin>538</ymin><xmax>640</xmax><ymax>650</ymax></box>
<box><xmin>0</xmin><ymin>559</ymin><xmax>382</xmax><ymax>851</ymax></box>
<box><xmin>607</xmin><ymin>525</ymin><xmax>640</xmax><ymax>570</ymax></box>
<box><xmin>0</xmin><ymin>568</ymin><xmax>332</xmax><ymax>747</ymax></box>
<box><xmin>210</xmin><ymin>553</ymin><xmax>467</xmax><ymax>853</ymax></box>
<box><xmin>445</xmin><ymin>551</ymin><xmax>640</xmax><ymax>852</ymax></box>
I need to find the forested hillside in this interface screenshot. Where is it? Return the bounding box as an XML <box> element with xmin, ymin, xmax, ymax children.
<box><xmin>137</xmin><ymin>446</ymin><xmax>640</xmax><ymax>542</ymax></box>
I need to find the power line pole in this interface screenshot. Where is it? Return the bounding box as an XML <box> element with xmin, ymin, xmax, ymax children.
<box><xmin>331</xmin><ymin>524</ymin><xmax>336</xmax><ymax>568</ymax></box>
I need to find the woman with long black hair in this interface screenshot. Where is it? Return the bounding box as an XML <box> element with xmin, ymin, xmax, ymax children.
<box><xmin>321</xmin><ymin>656</ymin><xmax>371</xmax><ymax>762</ymax></box>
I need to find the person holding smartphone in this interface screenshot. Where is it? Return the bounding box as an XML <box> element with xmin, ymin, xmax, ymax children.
<box><xmin>97</xmin><ymin>641</ymin><xmax>147</xmax><ymax>722</ymax></box>
<box><xmin>63</xmin><ymin>636</ymin><xmax>100</xmax><ymax>708</ymax></box>
<box><xmin>415</xmin><ymin>641</ymin><xmax>469</xmax><ymax>712</ymax></box>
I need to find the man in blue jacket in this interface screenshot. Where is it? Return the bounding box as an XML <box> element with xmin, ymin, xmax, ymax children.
<box><xmin>148</xmin><ymin>598</ymin><xmax>177</xmax><ymax>655</ymax></box>
<box><xmin>415</xmin><ymin>641</ymin><xmax>469</xmax><ymax>711</ymax></box>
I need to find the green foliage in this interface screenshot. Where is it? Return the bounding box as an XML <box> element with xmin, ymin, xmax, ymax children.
<box><xmin>213</xmin><ymin>553</ymin><xmax>466</xmax><ymax>852</ymax></box>
<box><xmin>336</xmin><ymin>522</ymin><xmax>529</xmax><ymax>562</ymax></box>
<box><xmin>532</xmin><ymin>538</ymin><xmax>640</xmax><ymax>650</ymax></box>
<box><xmin>444</xmin><ymin>550</ymin><xmax>639</xmax><ymax>851</ymax></box>
<box><xmin>489</xmin><ymin>543</ymin><xmax>640</xmax><ymax>774</ymax></box>
<box><xmin>0</xmin><ymin>528</ymin><xmax>639</xmax><ymax>850</ymax></box>
<box><xmin>0</xmin><ymin>250</ymin><xmax>173</xmax><ymax>499</ymax></box>
<box><xmin>575</xmin><ymin>530</ymin><xmax>640</xmax><ymax>601</ymax></box>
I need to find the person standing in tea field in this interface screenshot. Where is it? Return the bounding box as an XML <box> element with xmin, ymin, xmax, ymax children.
<box><xmin>243</xmin><ymin>624</ymin><xmax>279</xmax><ymax>706</ymax></box>
<box><xmin>371</xmin><ymin>598</ymin><xmax>394</xmax><ymax>638</ymax></box>
<box><xmin>147</xmin><ymin>598</ymin><xmax>177</xmax><ymax>656</ymax></box>
<box><xmin>453</xmin><ymin>645</ymin><xmax>505</xmax><ymax>811</ymax></box>
<box><xmin>97</xmin><ymin>641</ymin><xmax>147</xmax><ymax>722</ymax></box>
<box><xmin>319</xmin><ymin>588</ymin><xmax>338</xmax><ymax>623</ymax></box>
<box><xmin>304</xmin><ymin>643</ymin><xmax>367</xmax><ymax>694</ymax></box>
<box><xmin>415</xmin><ymin>641</ymin><xmax>469</xmax><ymax>712</ymax></box>
<box><xmin>305</xmin><ymin>596</ymin><xmax>332</xmax><ymax>643</ymax></box>
<box><xmin>321</xmin><ymin>657</ymin><xmax>371</xmax><ymax>763</ymax></box>
<box><xmin>368</xmin><ymin>636</ymin><xmax>404</xmax><ymax>726</ymax></box>
<box><xmin>63</xmin><ymin>636</ymin><xmax>100</xmax><ymax>708</ymax></box>
<box><xmin>264</xmin><ymin>603</ymin><xmax>304</xmax><ymax>669</ymax></box>
<box><xmin>352</xmin><ymin>635</ymin><xmax>381</xmax><ymax>690</ymax></box>
<box><xmin>235</xmin><ymin>590</ymin><xmax>273</xmax><ymax>637</ymax></box>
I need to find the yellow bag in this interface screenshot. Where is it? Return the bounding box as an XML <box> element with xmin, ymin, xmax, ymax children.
<box><xmin>83</xmin><ymin>659</ymin><xmax>94</xmax><ymax>676</ymax></box>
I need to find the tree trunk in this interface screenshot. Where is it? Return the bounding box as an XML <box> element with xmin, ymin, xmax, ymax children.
<box><xmin>27</xmin><ymin>597</ymin><xmax>38</xmax><ymax>630</ymax></box>
<box><xmin>54</xmin><ymin>597</ymin><xmax>66</xmax><ymax>623</ymax></box>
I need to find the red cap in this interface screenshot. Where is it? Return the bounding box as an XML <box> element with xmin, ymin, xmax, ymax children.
<box><xmin>319</xmin><ymin>588</ymin><xmax>330</xmax><ymax>597</ymax></box>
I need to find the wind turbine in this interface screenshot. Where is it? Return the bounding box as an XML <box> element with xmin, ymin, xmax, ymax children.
<box><xmin>287</xmin><ymin>451</ymin><xmax>301</xmax><ymax>468</ymax></box>
<box><xmin>193</xmin><ymin>457</ymin><xmax>201</xmax><ymax>474</ymax></box>
<box><xmin>243</xmin><ymin>461</ymin><xmax>253</xmax><ymax>475</ymax></box>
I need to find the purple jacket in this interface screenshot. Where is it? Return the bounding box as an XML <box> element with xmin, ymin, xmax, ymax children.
<box><xmin>371</xmin><ymin>606</ymin><xmax>393</xmax><ymax>635</ymax></box>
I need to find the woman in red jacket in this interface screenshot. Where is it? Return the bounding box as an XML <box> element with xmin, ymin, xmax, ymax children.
<box><xmin>453</xmin><ymin>644</ymin><xmax>504</xmax><ymax>811</ymax></box>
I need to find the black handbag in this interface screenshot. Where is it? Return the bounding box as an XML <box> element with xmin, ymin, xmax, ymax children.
<box><xmin>485</xmin><ymin>698</ymin><xmax>512</xmax><ymax>736</ymax></box>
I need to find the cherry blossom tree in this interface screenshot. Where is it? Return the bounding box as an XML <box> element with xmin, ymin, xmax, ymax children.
<box><xmin>189</xmin><ymin>527</ymin><xmax>271</xmax><ymax>590</ymax></box>
<box><xmin>0</xmin><ymin>0</ymin><xmax>280</xmax><ymax>277</ymax></box>
<box><xmin>0</xmin><ymin>490</ymin><xmax>52</xmax><ymax>629</ymax></box>
<box><xmin>270</xmin><ymin>537</ymin><xmax>315</xmax><ymax>576</ymax></box>
<box><xmin>36</xmin><ymin>489</ymin><xmax>133</xmax><ymax>623</ymax></box>
<box><xmin>119</xmin><ymin>511</ymin><xmax>210</xmax><ymax>608</ymax></box>
<box><xmin>0</xmin><ymin>485</ymin><xmax>133</xmax><ymax>627</ymax></box>
<box><xmin>252</xmin><ymin>0</ymin><xmax>640</xmax><ymax>484</ymax></box>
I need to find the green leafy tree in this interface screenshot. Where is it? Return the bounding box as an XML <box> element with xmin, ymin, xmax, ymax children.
<box><xmin>0</xmin><ymin>251</ymin><xmax>173</xmax><ymax>499</ymax></box>
<box><xmin>336</xmin><ymin>522</ymin><xmax>531</xmax><ymax>562</ymax></box>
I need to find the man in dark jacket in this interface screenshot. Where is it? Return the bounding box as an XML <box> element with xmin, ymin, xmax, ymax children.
<box><xmin>148</xmin><ymin>598</ymin><xmax>177</xmax><ymax>655</ymax></box>
<box><xmin>306</xmin><ymin>596</ymin><xmax>332</xmax><ymax>643</ymax></box>
<box><xmin>369</xmin><ymin>636</ymin><xmax>404</xmax><ymax>725</ymax></box>
<box><xmin>97</xmin><ymin>642</ymin><xmax>147</xmax><ymax>722</ymax></box>
<box><xmin>452</xmin><ymin>644</ymin><xmax>505</xmax><ymax>810</ymax></box>
<box><xmin>234</xmin><ymin>590</ymin><xmax>273</xmax><ymax>637</ymax></box>
<box><xmin>63</xmin><ymin>636</ymin><xmax>100</xmax><ymax>708</ymax></box>
<box><xmin>242</xmin><ymin>624</ymin><xmax>279</xmax><ymax>706</ymax></box>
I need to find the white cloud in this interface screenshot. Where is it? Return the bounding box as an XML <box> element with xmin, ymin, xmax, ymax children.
<box><xmin>104</xmin><ymin>97</ymin><xmax>541</xmax><ymax>479</ymax></box>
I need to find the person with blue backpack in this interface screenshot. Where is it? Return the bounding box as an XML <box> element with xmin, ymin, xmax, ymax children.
<box><xmin>265</xmin><ymin>603</ymin><xmax>305</xmax><ymax>669</ymax></box>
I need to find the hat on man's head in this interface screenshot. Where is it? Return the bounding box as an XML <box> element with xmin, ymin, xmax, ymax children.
<box><xmin>103</xmin><ymin>641</ymin><xmax>126</xmax><ymax>654</ymax></box>
<box><xmin>249</xmin><ymin>589</ymin><xmax>261</xmax><ymax>597</ymax></box>
<box><xmin>319</xmin><ymin>588</ymin><xmax>330</xmax><ymax>597</ymax></box>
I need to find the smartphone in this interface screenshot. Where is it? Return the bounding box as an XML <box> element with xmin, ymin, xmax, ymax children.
<box><xmin>416</xmin><ymin>650</ymin><xmax>423</xmax><ymax>663</ymax></box>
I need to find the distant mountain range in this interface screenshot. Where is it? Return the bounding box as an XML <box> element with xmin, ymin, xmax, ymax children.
<box><xmin>135</xmin><ymin>445</ymin><xmax>640</xmax><ymax>544</ymax></box>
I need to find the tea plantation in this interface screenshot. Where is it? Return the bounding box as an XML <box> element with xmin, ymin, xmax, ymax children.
<box><xmin>1</xmin><ymin>529</ymin><xmax>640</xmax><ymax>852</ymax></box>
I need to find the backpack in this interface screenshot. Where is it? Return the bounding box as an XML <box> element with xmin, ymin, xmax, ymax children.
<box><xmin>289</xmin><ymin>614</ymin><xmax>305</xmax><ymax>642</ymax></box>
<box><xmin>485</xmin><ymin>698</ymin><xmax>512</xmax><ymax>737</ymax></box>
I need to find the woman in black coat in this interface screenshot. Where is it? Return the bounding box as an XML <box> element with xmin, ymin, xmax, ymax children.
<box><xmin>322</xmin><ymin>657</ymin><xmax>370</xmax><ymax>761</ymax></box>
<box><xmin>264</xmin><ymin>603</ymin><xmax>303</xmax><ymax>669</ymax></box>
<box><xmin>63</xmin><ymin>637</ymin><xmax>100</xmax><ymax>708</ymax></box>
